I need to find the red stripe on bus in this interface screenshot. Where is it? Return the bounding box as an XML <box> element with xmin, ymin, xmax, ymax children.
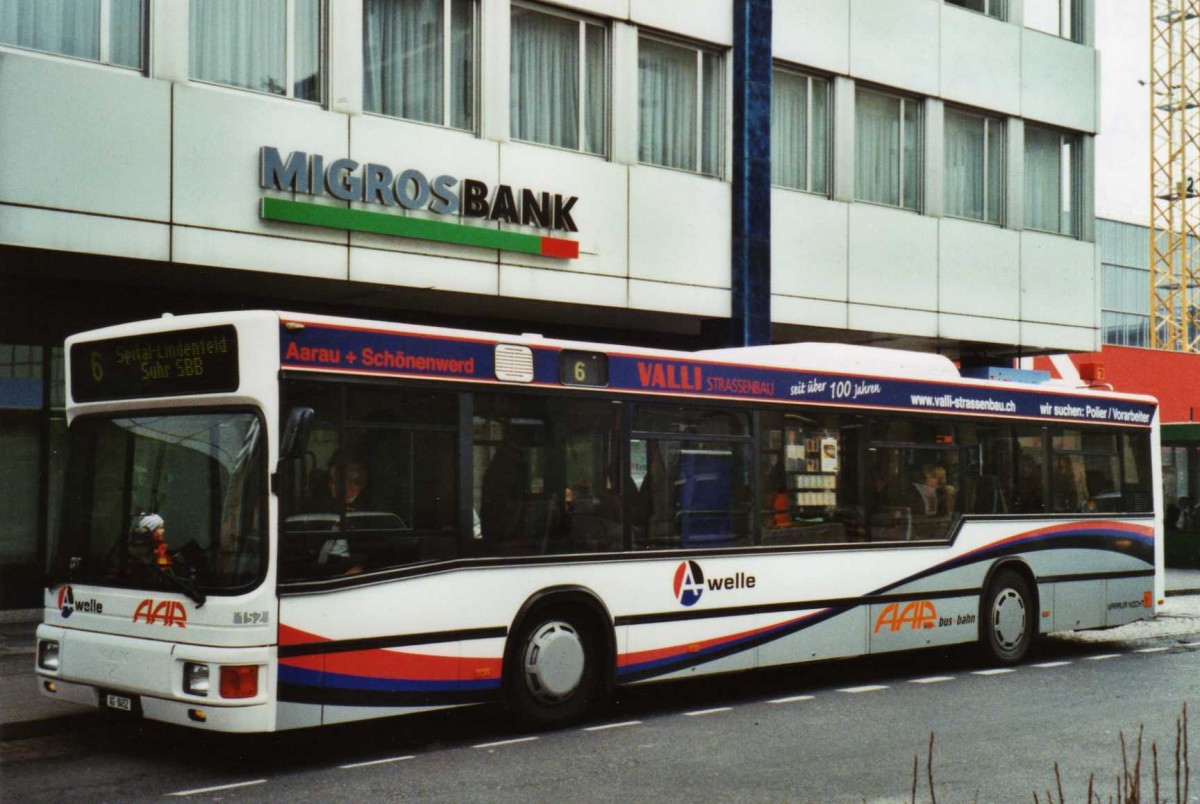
<box><xmin>280</xmin><ymin>623</ymin><xmax>326</xmax><ymax>646</ymax></box>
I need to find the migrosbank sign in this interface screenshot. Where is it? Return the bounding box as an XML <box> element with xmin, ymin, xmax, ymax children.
<box><xmin>259</xmin><ymin>146</ymin><xmax>580</xmax><ymax>259</ymax></box>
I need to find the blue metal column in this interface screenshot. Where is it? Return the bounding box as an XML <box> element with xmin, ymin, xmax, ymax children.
<box><xmin>730</xmin><ymin>0</ymin><xmax>772</xmax><ymax>347</ymax></box>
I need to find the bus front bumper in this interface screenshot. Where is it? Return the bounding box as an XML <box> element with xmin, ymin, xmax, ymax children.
<box><xmin>35</xmin><ymin>624</ymin><xmax>277</xmax><ymax>733</ymax></box>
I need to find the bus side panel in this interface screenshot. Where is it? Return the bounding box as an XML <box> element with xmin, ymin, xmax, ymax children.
<box><xmin>872</xmin><ymin>562</ymin><xmax>987</xmax><ymax>598</ymax></box>
<box><xmin>277</xmin><ymin>700</ymin><xmax>323</xmax><ymax>730</ymax></box>
<box><xmin>867</xmin><ymin>595</ymin><xmax>978</xmax><ymax>653</ymax></box>
<box><xmin>755</xmin><ymin>608</ymin><xmax>866</xmax><ymax>669</ymax></box>
<box><xmin>621</xmin><ymin>616</ymin><xmax>758</xmax><ymax>684</ymax></box>
<box><xmin>278</xmin><ymin>593</ymin><xmax>505</xmax><ymax>724</ymax></box>
<box><xmin>1051</xmin><ymin>580</ymin><xmax>1106</xmax><ymax>631</ymax></box>
<box><xmin>1037</xmin><ymin>583</ymin><xmax>1055</xmax><ymax>634</ymax></box>
<box><xmin>323</xmin><ymin>702</ymin><xmax>463</xmax><ymax>726</ymax></box>
<box><xmin>1104</xmin><ymin>577</ymin><xmax>1155</xmax><ymax>627</ymax></box>
<box><xmin>317</xmin><ymin>636</ymin><xmax>505</xmax><ymax>727</ymax></box>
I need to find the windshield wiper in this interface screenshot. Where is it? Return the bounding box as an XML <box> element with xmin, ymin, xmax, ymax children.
<box><xmin>155</xmin><ymin>566</ymin><xmax>206</xmax><ymax>608</ymax></box>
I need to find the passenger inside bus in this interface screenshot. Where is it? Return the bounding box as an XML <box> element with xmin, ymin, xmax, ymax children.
<box><xmin>912</xmin><ymin>464</ymin><xmax>956</xmax><ymax>517</ymax></box>
<box><xmin>479</xmin><ymin>428</ymin><xmax>531</xmax><ymax>550</ymax></box>
<box><xmin>307</xmin><ymin>450</ymin><xmax>372</xmax><ymax>572</ymax></box>
<box><xmin>298</xmin><ymin>450</ymin><xmax>370</xmax><ymax>514</ymax></box>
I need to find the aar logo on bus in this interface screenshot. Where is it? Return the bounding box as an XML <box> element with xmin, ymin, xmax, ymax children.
<box><xmin>873</xmin><ymin>600</ymin><xmax>939</xmax><ymax>632</ymax></box>
<box><xmin>673</xmin><ymin>561</ymin><xmax>706</xmax><ymax>607</ymax></box>
<box><xmin>132</xmin><ymin>598</ymin><xmax>187</xmax><ymax>628</ymax></box>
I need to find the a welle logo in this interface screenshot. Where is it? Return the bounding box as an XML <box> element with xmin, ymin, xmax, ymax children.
<box><xmin>261</xmin><ymin>147</ymin><xmax>579</xmax><ymax>232</ymax></box>
<box><xmin>672</xmin><ymin>560</ymin><xmax>757</xmax><ymax>607</ymax></box>
<box><xmin>57</xmin><ymin>585</ymin><xmax>103</xmax><ymax>619</ymax></box>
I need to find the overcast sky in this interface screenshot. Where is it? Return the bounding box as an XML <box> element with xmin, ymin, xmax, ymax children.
<box><xmin>1095</xmin><ymin>0</ymin><xmax>1151</xmax><ymax>225</ymax></box>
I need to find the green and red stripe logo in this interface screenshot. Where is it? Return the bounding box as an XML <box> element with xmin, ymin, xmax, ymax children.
<box><xmin>261</xmin><ymin>198</ymin><xmax>579</xmax><ymax>259</ymax></box>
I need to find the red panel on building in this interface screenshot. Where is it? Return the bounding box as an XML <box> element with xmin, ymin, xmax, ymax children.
<box><xmin>1033</xmin><ymin>347</ymin><xmax>1200</xmax><ymax>424</ymax></box>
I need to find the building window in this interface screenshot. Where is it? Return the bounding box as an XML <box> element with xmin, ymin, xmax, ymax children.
<box><xmin>945</xmin><ymin>0</ymin><xmax>1006</xmax><ymax>20</ymax></box>
<box><xmin>1024</xmin><ymin>125</ymin><xmax>1079</xmax><ymax>236</ymax></box>
<box><xmin>190</xmin><ymin>0</ymin><xmax>323</xmax><ymax>101</ymax></box>
<box><xmin>855</xmin><ymin>88</ymin><xmax>921</xmax><ymax>211</ymax></box>
<box><xmin>1101</xmin><ymin>265</ymin><xmax>1151</xmax><ymax>348</ymax></box>
<box><xmin>1025</xmin><ymin>0</ymin><xmax>1080</xmax><ymax>41</ymax></box>
<box><xmin>510</xmin><ymin>4</ymin><xmax>606</xmax><ymax>155</ymax></box>
<box><xmin>364</xmin><ymin>0</ymin><xmax>475</xmax><ymax>130</ymax></box>
<box><xmin>0</xmin><ymin>0</ymin><xmax>144</xmax><ymax>69</ymax></box>
<box><xmin>638</xmin><ymin>36</ymin><xmax>722</xmax><ymax>176</ymax></box>
<box><xmin>944</xmin><ymin>108</ymin><xmax>1004</xmax><ymax>224</ymax></box>
<box><xmin>772</xmin><ymin>68</ymin><xmax>829</xmax><ymax>194</ymax></box>
<box><xmin>1098</xmin><ymin>220</ymin><xmax>1152</xmax><ymax>347</ymax></box>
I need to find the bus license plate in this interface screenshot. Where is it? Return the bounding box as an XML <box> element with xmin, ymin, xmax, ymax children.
<box><xmin>105</xmin><ymin>693</ymin><xmax>133</xmax><ymax>712</ymax></box>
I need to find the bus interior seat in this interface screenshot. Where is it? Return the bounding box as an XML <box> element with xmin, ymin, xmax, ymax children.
<box><xmin>869</xmin><ymin>506</ymin><xmax>912</xmax><ymax>541</ymax></box>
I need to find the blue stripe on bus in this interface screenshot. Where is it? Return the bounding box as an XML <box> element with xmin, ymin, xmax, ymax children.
<box><xmin>278</xmin><ymin>663</ymin><xmax>502</xmax><ymax>694</ymax></box>
<box><xmin>280</xmin><ymin>322</ymin><xmax>1157</xmax><ymax>427</ymax></box>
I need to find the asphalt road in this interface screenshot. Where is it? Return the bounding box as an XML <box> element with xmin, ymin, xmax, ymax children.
<box><xmin>4</xmin><ymin>634</ymin><xmax>1199</xmax><ymax>803</ymax></box>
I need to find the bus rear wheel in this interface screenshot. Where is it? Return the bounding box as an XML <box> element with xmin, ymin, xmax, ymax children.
<box><xmin>508</xmin><ymin>607</ymin><xmax>601</xmax><ymax>728</ymax></box>
<box><xmin>980</xmin><ymin>568</ymin><xmax>1036</xmax><ymax>665</ymax></box>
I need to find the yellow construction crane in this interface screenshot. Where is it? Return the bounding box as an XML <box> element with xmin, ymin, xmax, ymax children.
<box><xmin>1151</xmin><ymin>0</ymin><xmax>1200</xmax><ymax>353</ymax></box>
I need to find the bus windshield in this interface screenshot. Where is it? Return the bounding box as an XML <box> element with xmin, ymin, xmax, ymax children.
<box><xmin>55</xmin><ymin>412</ymin><xmax>265</xmax><ymax>593</ymax></box>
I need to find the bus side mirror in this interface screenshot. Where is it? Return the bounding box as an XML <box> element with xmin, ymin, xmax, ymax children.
<box><xmin>279</xmin><ymin>407</ymin><xmax>314</xmax><ymax>462</ymax></box>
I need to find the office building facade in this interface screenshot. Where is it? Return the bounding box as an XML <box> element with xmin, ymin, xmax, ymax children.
<box><xmin>0</xmin><ymin>0</ymin><xmax>1100</xmax><ymax>610</ymax></box>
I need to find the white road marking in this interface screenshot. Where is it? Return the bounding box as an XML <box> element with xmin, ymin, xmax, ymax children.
<box><xmin>474</xmin><ymin>736</ymin><xmax>539</xmax><ymax>749</ymax></box>
<box><xmin>684</xmin><ymin>707</ymin><xmax>732</xmax><ymax>717</ymax></box>
<box><xmin>1086</xmin><ymin>654</ymin><xmax>1121</xmax><ymax>661</ymax></box>
<box><xmin>972</xmin><ymin>668</ymin><xmax>1016</xmax><ymax>676</ymax></box>
<box><xmin>838</xmin><ymin>685</ymin><xmax>888</xmax><ymax>693</ymax></box>
<box><xmin>909</xmin><ymin>676</ymin><xmax>955</xmax><ymax>684</ymax></box>
<box><xmin>1181</xmin><ymin>641</ymin><xmax>1200</xmax><ymax>648</ymax></box>
<box><xmin>1135</xmin><ymin>647</ymin><xmax>1170</xmax><ymax>654</ymax></box>
<box><xmin>1031</xmin><ymin>661</ymin><xmax>1071</xmax><ymax>668</ymax></box>
<box><xmin>768</xmin><ymin>694</ymin><xmax>815</xmax><ymax>704</ymax></box>
<box><xmin>339</xmin><ymin>755</ymin><xmax>415</xmax><ymax>769</ymax></box>
<box><xmin>167</xmin><ymin>780</ymin><xmax>267</xmax><ymax>796</ymax></box>
<box><xmin>584</xmin><ymin>720</ymin><xmax>642</xmax><ymax>732</ymax></box>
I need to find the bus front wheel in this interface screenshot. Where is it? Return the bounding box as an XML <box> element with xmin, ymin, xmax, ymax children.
<box><xmin>980</xmin><ymin>568</ymin><xmax>1036</xmax><ymax>665</ymax></box>
<box><xmin>507</xmin><ymin>606</ymin><xmax>601</xmax><ymax>728</ymax></box>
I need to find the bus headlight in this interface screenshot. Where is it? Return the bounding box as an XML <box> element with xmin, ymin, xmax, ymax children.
<box><xmin>37</xmin><ymin>640</ymin><xmax>60</xmax><ymax>671</ymax></box>
<box><xmin>183</xmin><ymin>662</ymin><xmax>210</xmax><ymax>697</ymax></box>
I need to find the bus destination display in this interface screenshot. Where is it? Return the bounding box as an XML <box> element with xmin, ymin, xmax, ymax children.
<box><xmin>559</xmin><ymin>350</ymin><xmax>608</xmax><ymax>387</ymax></box>
<box><xmin>71</xmin><ymin>325</ymin><xmax>239</xmax><ymax>402</ymax></box>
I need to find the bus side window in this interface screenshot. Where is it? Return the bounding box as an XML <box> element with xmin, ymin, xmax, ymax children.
<box><xmin>342</xmin><ymin>389</ymin><xmax>459</xmax><ymax>571</ymax></box>
<box><xmin>278</xmin><ymin>383</ymin><xmax>460</xmax><ymax>581</ymax></box>
<box><xmin>1120</xmin><ymin>432</ymin><xmax>1153</xmax><ymax>513</ymax></box>
<box><xmin>958</xmin><ymin>425</ymin><xmax>1012</xmax><ymax>515</ymax></box>
<box><xmin>867</xmin><ymin>418</ymin><xmax>960</xmax><ymax>542</ymax></box>
<box><xmin>631</xmin><ymin>405</ymin><xmax>752</xmax><ymax>551</ymax></box>
<box><xmin>473</xmin><ymin>393</ymin><xmax>621</xmax><ymax>557</ymax></box>
<box><xmin>757</xmin><ymin>410</ymin><xmax>862</xmax><ymax>546</ymax></box>
<box><xmin>1050</xmin><ymin>428</ymin><xmax>1120</xmax><ymax>513</ymax></box>
<box><xmin>1012</xmin><ymin>427</ymin><xmax>1046</xmax><ymax>513</ymax></box>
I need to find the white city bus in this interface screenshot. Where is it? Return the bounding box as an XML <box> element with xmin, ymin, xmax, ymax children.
<box><xmin>36</xmin><ymin>311</ymin><xmax>1162</xmax><ymax>732</ymax></box>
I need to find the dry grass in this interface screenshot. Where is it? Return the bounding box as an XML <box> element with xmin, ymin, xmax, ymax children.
<box><xmin>906</xmin><ymin>703</ymin><xmax>1190</xmax><ymax>803</ymax></box>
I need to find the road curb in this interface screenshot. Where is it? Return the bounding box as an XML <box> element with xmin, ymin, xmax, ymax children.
<box><xmin>0</xmin><ymin>712</ymin><xmax>101</xmax><ymax>742</ymax></box>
